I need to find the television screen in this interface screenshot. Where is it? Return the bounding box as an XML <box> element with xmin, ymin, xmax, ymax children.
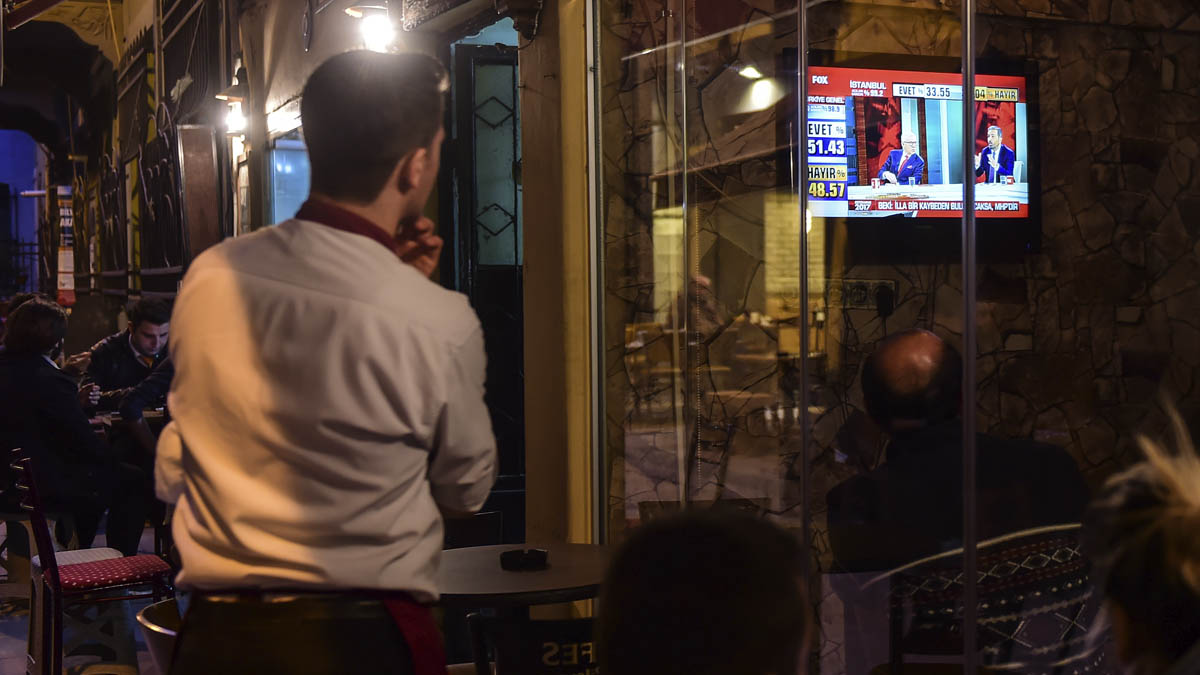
<box><xmin>806</xmin><ymin>65</ymin><xmax>1031</xmax><ymax>219</ymax></box>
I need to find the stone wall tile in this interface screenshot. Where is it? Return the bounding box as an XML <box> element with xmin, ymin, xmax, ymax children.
<box><xmin>1077</xmin><ymin>202</ymin><xmax>1117</xmax><ymax>250</ymax></box>
<box><xmin>1149</xmin><ymin>207</ymin><xmax>1190</xmax><ymax>267</ymax></box>
<box><xmin>1086</xmin><ymin>0</ymin><xmax>1110</xmax><ymax>23</ymax></box>
<box><xmin>1108</xmin><ymin>0</ymin><xmax>1134</xmax><ymax>25</ymax></box>
<box><xmin>1172</xmin><ymin>321</ymin><xmax>1200</xmax><ymax>368</ymax></box>
<box><xmin>1096</xmin><ymin>49</ymin><xmax>1132</xmax><ymax>90</ymax></box>
<box><xmin>1080</xmin><ymin>84</ymin><xmax>1123</xmax><ymax>131</ymax></box>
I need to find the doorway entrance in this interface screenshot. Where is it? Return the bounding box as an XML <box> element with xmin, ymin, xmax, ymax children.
<box><xmin>440</xmin><ymin>18</ymin><xmax>525</xmax><ymax>544</ymax></box>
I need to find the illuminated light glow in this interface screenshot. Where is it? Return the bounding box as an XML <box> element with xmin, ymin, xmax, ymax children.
<box><xmin>738</xmin><ymin>65</ymin><xmax>764</xmax><ymax>80</ymax></box>
<box><xmin>806</xmin><ymin>209</ymin><xmax>813</xmax><ymax>233</ymax></box>
<box><xmin>749</xmin><ymin>79</ymin><xmax>781</xmax><ymax>110</ymax></box>
<box><xmin>361</xmin><ymin>13</ymin><xmax>396</xmax><ymax>53</ymax></box>
<box><xmin>225</xmin><ymin>103</ymin><xmax>246</xmax><ymax>133</ymax></box>
<box><xmin>267</xmin><ymin>108</ymin><xmax>302</xmax><ymax>134</ymax></box>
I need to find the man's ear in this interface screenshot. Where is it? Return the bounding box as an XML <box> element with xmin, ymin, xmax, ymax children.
<box><xmin>396</xmin><ymin>147</ymin><xmax>429</xmax><ymax>193</ymax></box>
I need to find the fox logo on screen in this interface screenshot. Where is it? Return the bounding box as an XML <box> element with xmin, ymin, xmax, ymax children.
<box><xmin>812</xmin><ymin>74</ymin><xmax>829</xmax><ymax>84</ymax></box>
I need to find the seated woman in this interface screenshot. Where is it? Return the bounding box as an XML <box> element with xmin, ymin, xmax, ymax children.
<box><xmin>1086</xmin><ymin>407</ymin><xmax>1200</xmax><ymax>674</ymax></box>
<box><xmin>0</xmin><ymin>298</ymin><xmax>151</xmax><ymax>555</ymax></box>
<box><xmin>597</xmin><ymin>510</ymin><xmax>812</xmax><ymax>675</ymax></box>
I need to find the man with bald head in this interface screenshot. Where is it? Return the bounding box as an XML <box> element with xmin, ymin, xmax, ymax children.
<box><xmin>826</xmin><ymin>329</ymin><xmax>1088</xmax><ymax>572</ymax></box>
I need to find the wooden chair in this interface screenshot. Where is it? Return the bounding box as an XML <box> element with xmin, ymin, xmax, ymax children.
<box><xmin>467</xmin><ymin>614</ymin><xmax>596</xmax><ymax>675</ymax></box>
<box><xmin>11</xmin><ymin>451</ymin><xmax>174</xmax><ymax>674</ymax></box>
<box><xmin>863</xmin><ymin>524</ymin><xmax>1111</xmax><ymax>674</ymax></box>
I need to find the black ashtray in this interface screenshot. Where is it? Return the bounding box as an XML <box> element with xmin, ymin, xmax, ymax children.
<box><xmin>500</xmin><ymin>548</ymin><xmax>549</xmax><ymax>571</ymax></box>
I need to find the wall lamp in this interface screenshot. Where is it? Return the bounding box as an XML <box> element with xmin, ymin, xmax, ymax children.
<box><xmin>346</xmin><ymin>3</ymin><xmax>396</xmax><ymax>53</ymax></box>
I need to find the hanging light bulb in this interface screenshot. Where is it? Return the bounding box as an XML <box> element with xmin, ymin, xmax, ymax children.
<box><xmin>361</xmin><ymin>14</ymin><xmax>396</xmax><ymax>52</ymax></box>
<box><xmin>349</xmin><ymin>4</ymin><xmax>397</xmax><ymax>53</ymax></box>
<box><xmin>226</xmin><ymin>101</ymin><xmax>246</xmax><ymax>134</ymax></box>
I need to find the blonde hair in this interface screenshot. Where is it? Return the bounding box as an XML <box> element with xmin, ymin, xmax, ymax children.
<box><xmin>1086</xmin><ymin>404</ymin><xmax>1200</xmax><ymax>664</ymax></box>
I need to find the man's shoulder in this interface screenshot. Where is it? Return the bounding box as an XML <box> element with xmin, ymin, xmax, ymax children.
<box><xmin>186</xmin><ymin>223</ymin><xmax>481</xmax><ymax>346</ymax></box>
<box><xmin>978</xmin><ymin>434</ymin><xmax>1082</xmax><ymax>476</ymax></box>
<box><xmin>88</xmin><ymin>332</ymin><xmax>127</xmax><ymax>358</ymax></box>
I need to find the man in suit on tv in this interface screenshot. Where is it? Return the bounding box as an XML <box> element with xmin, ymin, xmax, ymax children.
<box><xmin>878</xmin><ymin>131</ymin><xmax>925</xmax><ymax>185</ymax></box>
<box><xmin>975</xmin><ymin>125</ymin><xmax>1015</xmax><ymax>183</ymax></box>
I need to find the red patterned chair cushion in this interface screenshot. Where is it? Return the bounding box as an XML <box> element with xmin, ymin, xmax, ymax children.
<box><xmin>58</xmin><ymin>554</ymin><xmax>172</xmax><ymax>592</ymax></box>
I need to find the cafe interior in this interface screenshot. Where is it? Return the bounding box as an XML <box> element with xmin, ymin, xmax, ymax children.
<box><xmin>0</xmin><ymin>0</ymin><xmax>1198</xmax><ymax>672</ymax></box>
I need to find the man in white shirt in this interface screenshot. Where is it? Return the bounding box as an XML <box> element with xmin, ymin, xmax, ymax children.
<box><xmin>158</xmin><ymin>51</ymin><xmax>497</xmax><ymax>674</ymax></box>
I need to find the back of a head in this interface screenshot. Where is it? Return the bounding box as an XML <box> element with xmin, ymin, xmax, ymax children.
<box><xmin>597</xmin><ymin>510</ymin><xmax>809</xmax><ymax>675</ymax></box>
<box><xmin>4</xmin><ymin>291</ymin><xmax>51</xmax><ymax>319</ymax></box>
<box><xmin>861</xmin><ymin>329</ymin><xmax>962</xmax><ymax>430</ymax></box>
<box><xmin>301</xmin><ymin>50</ymin><xmax>448</xmax><ymax>205</ymax></box>
<box><xmin>1085</xmin><ymin>406</ymin><xmax>1200</xmax><ymax>671</ymax></box>
<box><xmin>3</xmin><ymin>298</ymin><xmax>67</xmax><ymax>356</ymax></box>
<box><xmin>128</xmin><ymin>296</ymin><xmax>172</xmax><ymax>327</ymax></box>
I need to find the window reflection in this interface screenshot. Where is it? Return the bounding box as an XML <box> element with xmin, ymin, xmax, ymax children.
<box><xmin>599</xmin><ymin>0</ymin><xmax>1198</xmax><ymax>672</ymax></box>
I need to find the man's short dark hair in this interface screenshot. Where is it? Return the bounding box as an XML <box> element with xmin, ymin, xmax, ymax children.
<box><xmin>597</xmin><ymin>510</ymin><xmax>810</xmax><ymax>675</ymax></box>
<box><xmin>862</xmin><ymin>330</ymin><xmax>963</xmax><ymax>426</ymax></box>
<box><xmin>301</xmin><ymin>50</ymin><xmax>448</xmax><ymax>204</ymax></box>
<box><xmin>4</xmin><ymin>298</ymin><xmax>67</xmax><ymax>355</ymax></box>
<box><xmin>128</xmin><ymin>297</ymin><xmax>172</xmax><ymax>328</ymax></box>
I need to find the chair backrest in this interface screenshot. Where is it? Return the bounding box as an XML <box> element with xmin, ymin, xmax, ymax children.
<box><xmin>468</xmin><ymin>615</ymin><xmax>596</xmax><ymax>675</ymax></box>
<box><xmin>1014</xmin><ymin>160</ymin><xmax>1025</xmax><ymax>183</ymax></box>
<box><xmin>867</xmin><ymin>524</ymin><xmax>1108</xmax><ymax>672</ymax></box>
<box><xmin>9</xmin><ymin>449</ymin><xmax>60</xmax><ymax>585</ymax></box>
<box><xmin>444</xmin><ymin>511</ymin><xmax>504</xmax><ymax>550</ymax></box>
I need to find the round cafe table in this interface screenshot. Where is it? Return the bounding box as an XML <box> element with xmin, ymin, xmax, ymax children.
<box><xmin>436</xmin><ymin>543</ymin><xmax>610</xmax><ymax>609</ymax></box>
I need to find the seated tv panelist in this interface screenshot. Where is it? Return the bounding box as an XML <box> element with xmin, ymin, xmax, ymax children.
<box><xmin>878</xmin><ymin>131</ymin><xmax>924</xmax><ymax>185</ymax></box>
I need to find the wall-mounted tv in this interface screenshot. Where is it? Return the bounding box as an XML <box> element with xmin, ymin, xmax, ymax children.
<box><xmin>801</xmin><ymin>52</ymin><xmax>1042</xmax><ymax>262</ymax></box>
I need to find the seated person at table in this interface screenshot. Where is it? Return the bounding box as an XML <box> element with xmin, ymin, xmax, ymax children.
<box><xmin>975</xmin><ymin>125</ymin><xmax>1015</xmax><ymax>183</ymax></box>
<box><xmin>157</xmin><ymin>50</ymin><xmax>496</xmax><ymax>675</ymax></box>
<box><xmin>1</xmin><ymin>292</ymin><xmax>91</xmax><ymax>376</ymax></box>
<box><xmin>598</xmin><ymin>511</ymin><xmax>812</xmax><ymax>675</ymax></box>
<box><xmin>118</xmin><ymin>356</ymin><xmax>174</xmax><ymax>459</ymax></box>
<box><xmin>826</xmin><ymin>329</ymin><xmax>1088</xmax><ymax>571</ymax></box>
<box><xmin>0</xmin><ymin>298</ymin><xmax>152</xmax><ymax>555</ymax></box>
<box><xmin>82</xmin><ymin>296</ymin><xmax>170</xmax><ymax>410</ymax></box>
<box><xmin>878</xmin><ymin>131</ymin><xmax>924</xmax><ymax>185</ymax></box>
<box><xmin>1085</xmin><ymin>406</ymin><xmax>1200</xmax><ymax>675</ymax></box>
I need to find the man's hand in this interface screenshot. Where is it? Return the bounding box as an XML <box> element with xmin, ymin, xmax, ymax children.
<box><xmin>78</xmin><ymin>383</ymin><xmax>100</xmax><ymax>409</ymax></box>
<box><xmin>882</xmin><ymin>171</ymin><xmax>898</xmax><ymax>185</ymax></box>
<box><xmin>63</xmin><ymin>351</ymin><xmax>92</xmax><ymax>376</ymax></box>
<box><xmin>395</xmin><ymin>216</ymin><xmax>444</xmax><ymax>278</ymax></box>
<box><xmin>974</xmin><ymin>153</ymin><xmax>982</xmax><ymax>170</ymax></box>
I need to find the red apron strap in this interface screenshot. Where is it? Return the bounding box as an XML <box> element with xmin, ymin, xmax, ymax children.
<box><xmin>383</xmin><ymin>596</ymin><xmax>448</xmax><ymax>675</ymax></box>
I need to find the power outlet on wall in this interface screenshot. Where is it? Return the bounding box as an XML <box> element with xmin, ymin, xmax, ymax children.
<box><xmin>826</xmin><ymin>279</ymin><xmax>899</xmax><ymax>310</ymax></box>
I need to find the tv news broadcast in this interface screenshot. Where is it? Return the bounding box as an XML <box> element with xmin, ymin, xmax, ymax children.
<box><xmin>806</xmin><ymin>65</ymin><xmax>1030</xmax><ymax>219</ymax></box>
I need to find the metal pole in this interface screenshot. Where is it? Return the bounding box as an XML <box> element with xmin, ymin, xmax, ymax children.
<box><xmin>960</xmin><ymin>0</ymin><xmax>979</xmax><ymax>672</ymax></box>
<box><xmin>796</xmin><ymin>0</ymin><xmax>811</xmax><ymax>587</ymax></box>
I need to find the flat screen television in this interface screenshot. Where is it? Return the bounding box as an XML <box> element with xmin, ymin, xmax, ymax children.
<box><xmin>799</xmin><ymin>51</ymin><xmax>1041</xmax><ymax>262</ymax></box>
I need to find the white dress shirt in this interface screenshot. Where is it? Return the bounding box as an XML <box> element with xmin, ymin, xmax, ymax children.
<box><xmin>156</xmin><ymin>217</ymin><xmax>497</xmax><ymax>601</ymax></box>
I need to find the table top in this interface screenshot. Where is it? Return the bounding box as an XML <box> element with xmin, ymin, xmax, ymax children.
<box><xmin>436</xmin><ymin>543</ymin><xmax>610</xmax><ymax>608</ymax></box>
<box><xmin>89</xmin><ymin>409</ymin><xmax>166</xmax><ymax>425</ymax></box>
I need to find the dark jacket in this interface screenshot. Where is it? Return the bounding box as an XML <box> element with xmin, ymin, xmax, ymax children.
<box><xmin>0</xmin><ymin>351</ymin><xmax>112</xmax><ymax>506</ymax></box>
<box><xmin>826</xmin><ymin>421</ymin><xmax>1089</xmax><ymax>572</ymax></box>
<box><xmin>82</xmin><ymin>331</ymin><xmax>166</xmax><ymax>411</ymax></box>
<box><xmin>118</xmin><ymin>357</ymin><xmax>174</xmax><ymax>422</ymax></box>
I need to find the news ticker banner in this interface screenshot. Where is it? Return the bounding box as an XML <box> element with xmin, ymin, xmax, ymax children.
<box><xmin>845</xmin><ymin>196</ymin><xmax>1029</xmax><ymax>218</ymax></box>
<box><xmin>802</xmin><ymin>66</ymin><xmax>1027</xmax><ymax>217</ymax></box>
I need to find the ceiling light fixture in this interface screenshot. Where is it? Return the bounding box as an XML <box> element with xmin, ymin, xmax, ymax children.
<box><xmin>738</xmin><ymin>64</ymin><xmax>764</xmax><ymax>80</ymax></box>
